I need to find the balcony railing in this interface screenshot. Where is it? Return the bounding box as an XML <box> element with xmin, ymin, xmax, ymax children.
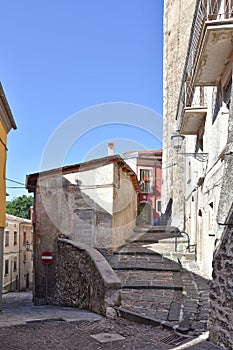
<box><xmin>185</xmin><ymin>84</ymin><xmax>208</xmax><ymax>107</ymax></box>
<box><xmin>176</xmin><ymin>0</ymin><xmax>233</xmax><ymax>126</ymax></box>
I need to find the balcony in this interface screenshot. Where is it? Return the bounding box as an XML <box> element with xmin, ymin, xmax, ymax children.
<box><xmin>195</xmin><ymin>20</ymin><xmax>233</xmax><ymax>85</ymax></box>
<box><xmin>181</xmin><ymin>85</ymin><xmax>208</xmax><ymax>135</ymax></box>
<box><xmin>177</xmin><ymin>0</ymin><xmax>233</xmax><ymax>127</ymax></box>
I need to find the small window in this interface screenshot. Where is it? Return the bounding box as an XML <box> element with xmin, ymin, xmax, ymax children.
<box><xmin>14</xmin><ymin>231</ymin><xmax>17</xmax><ymax>245</ymax></box>
<box><xmin>23</xmin><ymin>232</ymin><xmax>26</xmax><ymax>245</ymax></box>
<box><xmin>156</xmin><ymin>200</ymin><xmax>162</xmax><ymax>213</ymax></box>
<box><xmin>13</xmin><ymin>257</ymin><xmax>17</xmax><ymax>272</ymax></box>
<box><xmin>140</xmin><ymin>169</ymin><xmax>152</xmax><ymax>193</ymax></box>
<box><xmin>208</xmin><ymin>202</ymin><xmax>214</xmax><ymax>230</ymax></box>
<box><xmin>5</xmin><ymin>260</ymin><xmax>9</xmax><ymax>275</ymax></box>
<box><xmin>212</xmin><ymin>85</ymin><xmax>221</xmax><ymax>123</ymax></box>
<box><xmin>5</xmin><ymin>231</ymin><xmax>9</xmax><ymax>247</ymax></box>
<box><xmin>24</xmin><ymin>253</ymin><xmax>27</xmax><ymax>262</ymax></box>
<box><xmin>187</xmin><ymin>161</ymin><xmax>191</xmax><ymax>183</ymax></box>
<box><xmin>224</xmin><ymin>78</ymin><xmax>232</xmax><ymax>109</ymax></box>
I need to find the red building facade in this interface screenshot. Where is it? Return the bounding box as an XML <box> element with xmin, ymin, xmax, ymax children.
<box><xmin>124</xmin><ymin>150</ymin><xmax>162</xmax><ymax>225</ymax></box>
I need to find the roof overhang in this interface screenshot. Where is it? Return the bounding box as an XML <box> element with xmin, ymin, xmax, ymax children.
<box><xmin>0</xmin><ymin>83</ymin><xmax>17</xmax><ymax>133</ymax></box>
<box><xmin>26</xmin><ymin>155</ymin><xmax>140</xmax><ymax>193</ymax></box>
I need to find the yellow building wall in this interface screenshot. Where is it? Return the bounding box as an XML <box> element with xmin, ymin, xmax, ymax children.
<box><xmin>0</xmin><ymin>120</ymin><xmax>7</xmax><ymax>228</ymax></box>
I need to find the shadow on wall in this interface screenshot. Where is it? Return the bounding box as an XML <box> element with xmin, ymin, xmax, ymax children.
<box><xmin>159</xmin><ymin>198</ymin><xmax>173</xmax><ymax>226</ymax></box>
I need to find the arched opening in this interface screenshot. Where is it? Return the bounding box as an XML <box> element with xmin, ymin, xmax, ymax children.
<box><xmin>137</xmin><ymin>202</ymin><xmax>152</xmax><ymax>225</ymax></box>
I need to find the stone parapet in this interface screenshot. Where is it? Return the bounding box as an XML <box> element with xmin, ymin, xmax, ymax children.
<box><xmin>53</xmin><ymin>239</ymin><xmax>121</xmax><ymax>316</ymax></box>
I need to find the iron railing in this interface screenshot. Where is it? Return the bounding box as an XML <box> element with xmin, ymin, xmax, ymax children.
<box><xmin>176</xmin><ymin>0</ymin><xmax>233</xmax><ymax>127</ymax></box>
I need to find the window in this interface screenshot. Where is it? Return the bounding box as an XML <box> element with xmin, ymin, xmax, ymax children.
<box><xmin>14</xmin><ymin>231</ymin><xmax>17</xmax><ymax>245</ymax></box>
<box><xmin>212</xmin><ymin>85</ymin><xmax>221</xmax><ymax>123</ymax></box>
<box><xmin>13</xmin><ymin>257</ymin><xmax>17</xmax><ymax>272</ymax></box>
<box><xmin>225</xmin><ymin>0</ymin><xmax>233</xmax><ymax>18</ymax></box>
<box><xmin>140</xmin><ymin>169</ymin><xmax>152</xmax><ymax>192</ymax></box>
<box><xmin>208</xmin><ymin>202</ymin><xmax>214</xmax><ymax>231</ymax></box>
<box><xmin>224</xmin><ymin>78</ymin><xmax>232</xmax><ymax>109</ymax></box>
<box><xmin>5</xmin><ymin>231</ymin><xmax>9</xmax><ymax>247</ymax></box>
<box><xmin>5</xmin><ymin>260</ymin><xmax>9</xmax><ymax>275</ymax></box>
<box><xmin>23</xmin><ymin>232</ymin><xmax>26</xmax><ymax>245</ymax></box>
<box><xmin>156</xmin><ymin>200</ymin><xmax>162</xmax><ymax>213</ymax></box>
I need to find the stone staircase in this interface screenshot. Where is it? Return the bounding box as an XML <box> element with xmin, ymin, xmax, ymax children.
<box><xmin>105</xmin><ymin>226</ymin><xmax>210</xmax><ymax>335</ymax></box>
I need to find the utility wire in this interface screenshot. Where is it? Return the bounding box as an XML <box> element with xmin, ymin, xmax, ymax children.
<box><xmin>5</xmin><ymin>178</ymin><xmax>26</xmax><ymax>186</ymax></box>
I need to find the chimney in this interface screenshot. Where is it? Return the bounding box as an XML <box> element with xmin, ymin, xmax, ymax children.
<box><xmin>108</xmin><ymin>142</ymin><xmax>114</xmax><ymax>156</ymax></box>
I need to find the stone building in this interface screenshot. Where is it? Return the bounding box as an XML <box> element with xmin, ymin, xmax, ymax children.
<box><xmin>124</xmin><ymin>149</ymin><xmax>162</xmax><ymax>225</ymax></box>
<box><xmin>3</xmin><ymin>214</ymin><xmax>33</xmax><ymax>292</ymax></box>
<box><xmin>163</xmin><ymin>0</ymin><xmax>233</xmax><ymax>347</ymax></box>
<box><xmin>26</xmin><ymin>155</ymin><xmax>139</xmax><ymax>306</ymax></box>
<box><xmin>162</xmin><ymin>0</ymin><xmax>196</xmax><ymax>228</ymax></box>
<box><xmin>0</xmin><ymin>83</ymin><xmax>16</xmax><ymax>307</ymax></box>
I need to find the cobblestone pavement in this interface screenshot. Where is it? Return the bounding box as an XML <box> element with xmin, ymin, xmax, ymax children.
<box><xmin>0</xmin><ymin>292</ymin><xmax>222</xmax><ymax>350</ymax></box>
<box><xmin>105</xmin><ymin>226</ymin><xmax>212</xmax><ymax>336</ymax></box>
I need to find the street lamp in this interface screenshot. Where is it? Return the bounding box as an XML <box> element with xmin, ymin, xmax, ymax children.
<box><xmin>25</xmin><ymin>240</ymin><xmax>30</xmax><ymax>251</ymax></box>
<box><xmin>171</xmin><ymin>130</ymin><xmax>185</xmax><ymax>151</ymax></box>
<box><xmin>171</xmin><ymin>130</ymin><xmax>208</xmax><ymax>162</ymax></box>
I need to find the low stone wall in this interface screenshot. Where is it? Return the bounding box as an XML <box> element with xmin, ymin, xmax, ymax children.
<box><xmin>54</xmin><ymin>239</ymin><xmax>121</xmax><ymax>315</ymax></box>
<box><xmin>209</xmin><ymin>226</ymin><xmax>233</xmax><ymax>349</ymax></box>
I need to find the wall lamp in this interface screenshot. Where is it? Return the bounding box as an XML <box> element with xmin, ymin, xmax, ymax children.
<box><xmin>171</xmin><ymin>130</ymin><xmax>208</xmax><ymax>162</ymax></box>
<box><xmin>25</xmin><ymin>240</ymin><xmax>30</xmax><ymax>251</ymax></box>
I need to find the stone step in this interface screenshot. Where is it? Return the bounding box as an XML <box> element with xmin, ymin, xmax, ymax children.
<box><xmin>106</xmin><ymin>255</ymin><xmax>181</xmax><ymax>271</ymax></box>
<box><xmin>133</xmin><ymin>225</ymin><xmax>180</xmax><ymax>233</ymax></box>
<box><xmin>125</xmin><ymin>227</ymin><xmax>182</xmax><ymax>245</ymax></box>
<box><xmin>130</xmin><ymin>233</ymin><xmax>182</xmax><ymax>243</ymax></box>
<box><xmin>116</xmin><ymin>270</ymin><xmax>183</xmax><ymax>290</ymax></box>
<box><xmin>114</xmin><ymin>250</ymin><xmax>162</xmax><ymax>256</ymax></box>
<box><xmin>118</xmin><ymin>288</ymin><xmax>182</xmax><ymax>323</ymax></box>
<box><xmin>116</xmin><ymin>242</ymin><xmax>163</xmax><ymax>255</ymax></box>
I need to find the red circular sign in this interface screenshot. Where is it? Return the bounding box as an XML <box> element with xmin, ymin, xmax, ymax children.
<box><xmin>41</xmin><ymin>251</ymin><xmax>53</xmax><ymax>265</ymax></box>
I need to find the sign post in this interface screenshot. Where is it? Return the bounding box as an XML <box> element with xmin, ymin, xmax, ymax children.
<box><xmin>41</xmin><ymin>252</ymin><xmax>53</xmax><ymax>304</ymax></box>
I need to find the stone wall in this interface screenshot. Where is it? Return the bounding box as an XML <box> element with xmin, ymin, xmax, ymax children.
<box><xmin>32</xmin><ymin>161</ymin><xmax>137</xmax><ymax>305</ymax></box>
<box><xmin>54</xmin><ymin>239</ymin><xmax>121</xmax><ymax>315</ymax></box>
<box><xmin>162</xmin><ymin>0</ymin><xmax>196</xmax><ymax>227</ymax></box>
<box><xmin>112</xmin><ymin>163</ymin><xmax>137</xmax><ymax>250</ymax></box>
<box><xmin>209</xmin><ymin>226</ymin><xmax>233</xmax><ymax>348</ymax></box>
<box><xmin>209</xmin><ymin>71</ymin><xmax>233</xmax><ymax>348</ymax></box>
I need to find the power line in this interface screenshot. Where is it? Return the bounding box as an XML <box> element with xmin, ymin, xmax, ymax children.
<box><xmin>6</xmin><ymin>187</ymin><xmax>26</xmax><ymax>189</ymax></box>
<box><xmin>5</xmin><ymin>178</ymin><xmax>25</xmax><ymax>186</ymax></box>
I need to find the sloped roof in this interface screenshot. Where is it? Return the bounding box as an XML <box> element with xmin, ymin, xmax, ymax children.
<box><xmin>6</xmin><ymin>213</ymin><xmax>31</xmax><ymax>223</ymax></box>
<box><xmin>26</xmin><ymin>155</ymin><xmax>140</xmax><ymax>193</ymax></box>
<box><xmin>124</xmin><ymin>149</ymin><xmax>162</xmax><ymax>160</ymax></box>
<box><xmin>0</xmin><ymin>83</ymin><xmax>17</xmax><ymax>133</ymax></box>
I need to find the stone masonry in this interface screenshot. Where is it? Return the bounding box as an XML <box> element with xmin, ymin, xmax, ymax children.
<box><xmin>209</xmin><ymin>225</ymin><xmax>233</xmax><ymax>349</ymax></box>
<box><xmin>162</xmin><ymin>0</ymin><xmax>196</xmax><ymax>227</ymax></box>
<box><xmin>54</xmin><ymin>239</ymin><xmax>121</xmax><ymax>315</ymax></box>
<box><xmin>26</xmin><ymin>155</ymin><xmax>139</xmax><ymax>306</ymax></box>
<box><xmin>208</xmin><ymin>69</ymin><xmax>233</xmax><ymax>348</ymax></box>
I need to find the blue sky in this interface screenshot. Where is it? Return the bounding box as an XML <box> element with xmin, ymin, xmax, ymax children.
<box><xmin>0</xmin><ymin>0</ymin><xmax>163</xmax><ymax>199</ymax></box>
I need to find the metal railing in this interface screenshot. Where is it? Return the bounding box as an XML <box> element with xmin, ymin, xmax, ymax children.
<box><xmin>176</xmin><ymin>0</ymin><xmax>233</xmax><ymax>126</ymax></box>
<box><xmin>185</xmin><ymin>84</ymin><xmax>208</xmax><ymax>107</ymax></box>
